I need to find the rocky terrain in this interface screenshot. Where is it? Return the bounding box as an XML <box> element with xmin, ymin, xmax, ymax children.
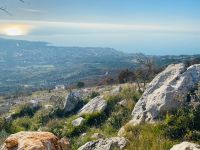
<box><xmin>0</xmin><ymin>63</ymin><xmax>200</xmax><ymax>150</ymax></box>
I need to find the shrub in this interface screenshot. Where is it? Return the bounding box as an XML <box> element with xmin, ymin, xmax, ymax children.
<box><xmin>123</xmin><ymin>124</ymin><xmax>176</xmax><ymax>150</ymax></box>
<box><xmin>120</xmin><ymin>86</ymin><xmax>141</xmax><ymax>104</ymax></box>
<box><xmin>106</xmin><ymin>107</ymin><xmax>131</xmax><ymax>130</ymax></box>
<box><xmin>0</xmin><ymin>130</ymin><xmax>9</xmax><ymax>145</ymax></box>
<box><xmin>77</xmin><ymin>82</ymin><xmax>85</xmax><ymax>88</ymax></box>
<box><xmin>0</xmin><ymin>117</ymin><xmax>5</xmax><ymax>131</ymax></box>
<box><xmin>45</xmin><ymin>119</ymin><xmax>65</xmax><ymax>137</ymax></box>
<box><xmin>184</xmin><ymin>130</ymin><xmax>200</xmax><ymax>141</ymax></box>
<box><xmin>161</xmin><ymin>104</ymin><xmax>200</xmax><ymax>140</ymax></box>
<box><xmin>12</xmin><ymin>103</ymin><xmax>40</xmax><ymax>118</ymax></box>
<box><xmin>90</xmin><ymin>91</ymin><xmax>100</xmax><ymax>99</ymax></box>
<box><xmin>84</xmin><ymin>112</ymin><xmax>106</xmax><ymax>126</ymax></box>
<box><xmin>31</xmin><ymin>109</ymin><xmax>52</xmax><ymax>130</ymax></box>
<box><xmin>64</xmin><ymin>116</ymin><xmax>87</xmax><ymax>137</ymax></box>
<box><xmin>9</xmin><ymin>117</ymin><xmax>32</xmax><ymax>133</ymax></box>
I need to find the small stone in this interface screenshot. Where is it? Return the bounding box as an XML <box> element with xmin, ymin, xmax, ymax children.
<box><xmin>72</xmin><ymin>117</ymin><xmax>85</xmax><ymax>127</ymax></box>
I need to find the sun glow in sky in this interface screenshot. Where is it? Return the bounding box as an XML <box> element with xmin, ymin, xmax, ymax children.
<box><xmin>0</xmin><ymin>0</ymin><xmax>200</xmax><ymax>55</ymax></box>
<box><xmin>0</xmin><ymin>24</ymin><xmax>33</xmax><ymax>36</ymax></box>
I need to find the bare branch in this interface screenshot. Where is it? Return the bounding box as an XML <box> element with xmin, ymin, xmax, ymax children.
<box><xmin>0</xmin><ymin>0</ymin><xmax>25</xmax><ymax>15</ymax></box>
<box><xmin>19</xmin><ymin>0</ymin><xmax>25</xmax><ymax>3</ymax></box>
<box><xmin>0</xmin><ymin>7</ymin><xmax>12</xmax><ymax>16</ymax></box>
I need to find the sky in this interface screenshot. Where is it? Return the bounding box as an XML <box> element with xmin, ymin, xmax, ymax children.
<box><xmin>0</xmin><ymin>0</ymin><xmax>200</xmax><ymax>55</ymax></box>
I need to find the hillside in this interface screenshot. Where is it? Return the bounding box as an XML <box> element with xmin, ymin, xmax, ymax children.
<box><xmin>0</xmin><ymin>38</ymin><xmax>134</xmax><ymax>94</ymax></box>
<box><xmin>0</xmin><ymin>38</ymin><xmax>200</xmax><ymax>95</ymax></box>
<box><xmin>0</xmin><ymin>63</ymin><xmax>200</xmax><ymax>150</ymax></box>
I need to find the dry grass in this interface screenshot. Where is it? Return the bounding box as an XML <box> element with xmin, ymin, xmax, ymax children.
<box><xmin>123</xmin><ymin>124</ymin><xmax>178</xmax><ymax>150</ymax></box>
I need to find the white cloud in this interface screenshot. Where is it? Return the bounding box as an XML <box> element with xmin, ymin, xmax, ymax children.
<box><xmin>20</xmin><ymin>8</ymin><xmax>47</xmax><ymax>13</ymax></box>
<box><xmin>0</xmin><ymin>20</ymin><xmax>199</xmax><ymax>35</ymax></box>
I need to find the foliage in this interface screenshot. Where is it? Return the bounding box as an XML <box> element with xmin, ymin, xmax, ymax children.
<box><xmin>161</xmin><ymin>105</ymin><xmax>200</xmax><ymax>140</ymax></box>
<box><xmin>45</xmin><ymin>119</ymin><xmax>65</xmax><ymax>138</ymax></box>
<box><xmin>123</xmin><ymin>124</ymin><xmax>176</xmax><ymax>150</ymax></box>
<box><xmin>31</xmin><ymin>109</ymin><xmax>52</xmax><ymax>130</ymax></box>
<box><xmin>118</xmin><ymin>69</ymin><xmax>133</xmax><ymax>83</ymax></box>
<box><xmin>0</xmin><ymin>117</ymin><xmax>5</xmax><ymax>131</ymax></box>
<box><xmin>90</xmin><ymin>91</ymin><xmax>100</xmax><ymax>99</ymax></box>
<box><xmin>9</xmin><ymin>117</ymin><xmax>32</xmax><ymax>133</ymax></box>
<box><xmin>77</xmin><ymin>82</ymin><xmax>85</xmax><ymax>88</ymax></box>
<box><xmin>11</xmin><ymin>103</ymin><xmax>40</xmax><ymax>118</ymax></box>
<box><xmin>0</xmin><ymin>130</ymin><xmax>9</xmax><ymax>145</ymax></box>
<box><xmin>64</xmin><ymin>116</ymin><xmax>87</xmax><ymax>137</ymax></box>
<box><xmin>83</xmin><ymin>112</ymin><xmax>106</xmax><ymax>126</ymax></box>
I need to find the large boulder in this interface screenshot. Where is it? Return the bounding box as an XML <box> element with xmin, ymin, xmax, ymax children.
<box><xmin>170</xmin><ymin>142</ymin><xmax>200</xmax><ymax>150</ymax></box>
<box><xmin>130</xmin><ymin>63</ymin><xmax>200</xmax><ymax>125</ymax></box>
<box><xmin>0</xmin><ymin>131</ymin><xmax>70</xmax><ymax>150</ymax></box>
<box><xmin>78</xmin><ymin>96</ymin><xmax>107</xmax><ymax>116</ymax></box>
<box><xmin>63</xmin><ymin>92</ymin><xmax>82</xmax><ymax>113</ymax></box>
<box><xmin>78</xmin><ymin>137</ymin><xmax>128</xmax><ymax>150</ymax></box>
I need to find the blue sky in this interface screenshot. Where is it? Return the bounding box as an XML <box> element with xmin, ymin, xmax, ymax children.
<box><xmin>0</xmin><ymin>0</ymin><xmax>200</xmax><ymax>55</ymax></box>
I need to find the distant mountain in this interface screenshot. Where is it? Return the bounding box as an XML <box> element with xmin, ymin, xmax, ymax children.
<box><xmin>0</xmin><ymin>38</ymin><xmax>134</xmax><ymax>94</ymax></box>
<box><xmin>0</xmin><ymin>38</ymin><xmax>199</xmax><ymax>95</ymax></box>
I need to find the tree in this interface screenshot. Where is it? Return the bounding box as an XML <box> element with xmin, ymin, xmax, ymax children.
<box><xmin>135</xmin><ymin>55</ymin><xmax>156</xmax><ymax>87</ymax></box>
<box><xmin>77</xmin><ymin>81</ymin><xmax>85</xmax><ymax>88</ymax></box>
<box><xmin>118</xmin><ymin>69</ymin><xmax>133</xmax><ymax>83</ymax></box>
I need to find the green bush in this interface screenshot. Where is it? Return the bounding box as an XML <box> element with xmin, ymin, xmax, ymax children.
<box><xmin>45</xmin><ymin>119</ymin><xmax>65</xmax><ymax>137</ymax></box>
<box><xmin>32</xmin><ymin>109</ymin><xmax>52</xmax><ymax>129</ymax></box>
<box><xmin>184</xmin><ymin>130</ymin><xmax>200</xmax><ymax>141</ymax></box>
<box><xmin>84</xmin><ymin>112</ymin><xmax>106</xmax><ymax>126</ymax></box>
<box><xmin>120</xmin><ymin>87</ymin><xmax>141</xmax><ymax>103</ymax></box>
<box><xmin>161</xmin><ymin>105</ymin><xmax>200</xmax><ymax>140</ymax></box>
<box><xmin>0</xmin><ymin>130</ymin><xmax>9</xmax><ymax>145</ymax></box>
<box><xmin>90</xmin><ymin>91</ymin><xmax>100</xmax><ymax>99</ymax></box>
<box><xmin>0</xmin><ymin>117</ymin><xmax>5</xmax><ymax>131</ymax></box>
<box><xmin>12</xmin><ymin>103</ymin><xmax>40</xmax><ymax>118</ymax></box>
<box><xmin>10</xmin><ymin>117</ymin><xmax>32</xmax><ymax>133</ymax></box>
<box><xmin>64</xmin><ymin>116</ymin><xmax>87</xmax><ymax>137</ymax></box>
<box><xmin>123</xmin><ymin>124</ymin><xmax>176</xmax><ymax>150</ymax></box>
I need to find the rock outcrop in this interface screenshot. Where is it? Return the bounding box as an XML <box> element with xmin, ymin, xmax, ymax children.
<box><xmin>63</xmin><ymin>92</ymin><xmax>82</xmax><ymax>113</ymax></box>
<box><xmin>78</xmin><ymin>137</ymin><xmax>128</xmax><ymax>150</ymax></box>
<box><xmin>130</xmin><ymin>63</ymin><xmax>200</xmax><ymax>125</ymax></box>
<box><xmin>78</xmin><ymin>96</ymin><xmax>107</xmax><ymax>115</ymax></box>
<box><xmin>170</xmin><ymin>142</ymin><xmax>200</xmax><ymax>150</ymax></box>
<box><xmin>0</xmin><ymin>131</ymin><xmax>70</xmax><ymax>150</ymax></box>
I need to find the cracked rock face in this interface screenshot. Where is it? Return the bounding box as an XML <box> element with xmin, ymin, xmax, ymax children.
<box><xmin>63</xmin><ymin>92</ymin><xmax>82</xmax><ymax>113</ymax></box>
<box><xmin>77</xmin><ymin>137</ymin><xmax>128</xmax><ymax>150</ymax></box>
<box><xmin>170</xmin><ymin>142</ymin><xmax>200</xmax><ymax>150</ymax></box>
<box><xmin>130</xmin><ymin>63</ymin><xmax>200</xmax><ymax>125</ymax></box>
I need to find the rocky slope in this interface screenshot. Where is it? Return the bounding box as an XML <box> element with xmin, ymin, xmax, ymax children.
<box><xmin>1</xmin><ymin>63</ymin><xmax>200</xmax><ymax>149</ymax></box>
<box><xmin>128</xmin><ymin>63</ymin><xmax>200</xmax><ymax>125</ymax></box>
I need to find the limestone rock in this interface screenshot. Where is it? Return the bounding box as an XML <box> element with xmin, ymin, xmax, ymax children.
<box><xmin>63</xmin><ymin>92</ymin><xmax>82</xmax><ymax>113</ymax></box>
<box><xmin>72</xmin><ymin>117</ymin><xmax>85</xmax><ymax>127</ymax></box>
<box><xmin>78</xmin><ymin>137</ymin><xmax>128</xmax><ymax>150</ymax></box>
<box><xmin>170</xmin><ymin>142</ymin><xmax>200</xmax><ymax>150</ymax></box>
<box><xmin>130</xmin><ymin>63</ymin><xmax>200</xmax><ymax>125</ymax></box>
<box><xmin>78</xmin><ymin>96</ymin><xmax>107</xmax><ymax>115</ymax></box>
<box><xmin>0</xmin><ymin>131</ymin><xmax>70</xmax><ymax>150</ymax></box>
